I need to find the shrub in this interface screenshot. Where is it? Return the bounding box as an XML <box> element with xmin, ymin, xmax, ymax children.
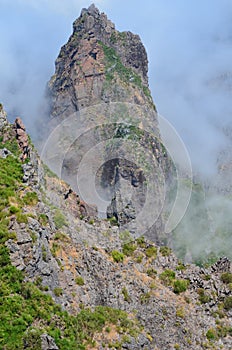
<box><xmin>122</xmin><ymin>242</ymin><xmax>136</xmax><ymax>256</ymax></box>
<box><xmin>23</xmin><ymin>192</ymin><xmax>38</xmax><ymax>206</ymax></box>
<box><xmin>53</xmin><ymin>287</ymin><xmax>63</xmax><ymax>297</ymax></box>
<box><xmin>173</xmin><ymin>279</ymin><xmax>189</xmax><ymax>294</ymax></box>
<box><xmin>54</xmin><ymin>231</ymin><xmax>69</xmax><ymax>242</ymax></box>
<box><xmin>146</xmin><ymin>268</ymin><xmax>157</xmax><ymax>279</ymax></box>
<box><xmin>145</xmin><ymin>246</ymin><xmax>157</xmax><ymax>259</ymax></box>
<box><xmin>135</xmin><ymin>254</ymin><xmax>143</xmax><ymax>263</ymax></box>
<box><xmin>197</xmin><ymin>288</ymin><xmax>211</xmax><ymax>304</ymax></box>
<box><xmin>75</xmin><ymin>277</ymin><xmax>84</xmax><ymax>286</ymax></box>
<box><xmin>122</xmin><ymin>287</ymin><xmax>131</xmax><ymax>302</ymax></box>
<box><xmin>223</xmin><ymin>296</ymin><xmax>232</xmax><ymax>310</ymax></box>
<box><xmin>136</xmin><ymin>235</ymin><xmax>146</xmax><ymax>247</ymax></box>
<box><xmin>176</xmin><ymin>263</ymin><xmax>186</xmax><ymax>271</ymax></box>
<box><xmin>51</xmin><ymin>242</ymin><xmax>59</xmax><ymax>257</ymax></box>
<box><xmin>176</xmin><ymin>307</ymin><xmax>185</xmax><ymax>318</ymax></box>
<box><xmin>159</xmin><ymin>269</ymin><xmax>175</xmax><ymax>286</ymax></box>
<box><xmin>38</xmin><ymin>214</ymin><xmax>48</xmax><ymax>226</ymax></box>
<box><xmin>221</xmin><ymin>272</ymin><xmax>232</xmax><ymax>284</ymax></box>
<box><xmin>111</xmin><ymin>250</ymin><xmax>124</xmax><ymax>263</ymax></box>
<box><xmin>108</xmin><ymin>216</ymin><xmax>118</xmax><ymax>225</ymax></box>
<box><xmin>41</xmin><ymin>245</ymin><xmax>47</xmax><ymax>261</ymax></box>
<box><xmin>160</xmin><ymin>246</ymin><xmax>172</xmax><ymax>257</ymax></box>
<box><xmin>206</xmin><ymin>328</ymin><xmax>218</xmax><ymax>341</ymax></box>
<box><xmin>9</xmin><ymin>206</ymin><xmax>20</xmax><ymax>214</ymax></box>
<box><xmin>16</xmin><ymin>212</ymin><xmax>28</xmax><ymax>224</ymax></box>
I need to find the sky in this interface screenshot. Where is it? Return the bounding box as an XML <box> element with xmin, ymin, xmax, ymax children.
<box><xmin>0</xmin><ymin>0</ymin><xmax>232</xmax><ymax>175</ymax></box>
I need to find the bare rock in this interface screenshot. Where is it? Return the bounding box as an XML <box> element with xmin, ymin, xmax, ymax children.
<box><xmin>41</xmin><ymin>334</ymin><xmax>59</xmax><ymax>350</ymax></box>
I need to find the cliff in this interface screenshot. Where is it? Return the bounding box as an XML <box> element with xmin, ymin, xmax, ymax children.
<box><xmin>0</xmin><ymin>111</ymin><xmax>231</xmax><ymax>349</ymax></box>
<box><xmin>1</xmin><ymin>4</ymin><xmax>232</xmax><ymax>350</ymax></box>
<box><xmin>46</xmin><ymin>4</ymin><xmax>174</xmax><ymax>244</ymax></box>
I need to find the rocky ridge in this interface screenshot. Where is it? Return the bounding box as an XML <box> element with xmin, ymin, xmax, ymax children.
<box><xmin>0</xmin><ymin>106</ymin><xmax>232</xmax><ymax>349</ymax></box>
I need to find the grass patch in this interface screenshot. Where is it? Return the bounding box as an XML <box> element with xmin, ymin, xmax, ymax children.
<box><xmin>53</xmin><ymin>209</ymin><xmax>68</xmax><ymax>229</ymax></box>
<box><xmin>145</xmin><ymin>246</ymin><xmax>157</xmax><ymax>259</ymax></box>
<box><xmin>159</xmin><ymin>269</ymin><xmax>176</xmax><ymax>286</ymax></box>
<box><xmin>122</xmin><ymin>241</ymin><xmax>137</xmax><ymax>256</ymax></box>
<box><xmin>221</xmin><ymin>272</ymin><xmax>232</xmax><ymax>284</ymax></box>
<box><xmin>173</xmin><ymin>279</ymin><xmax>189</xmax><ymax>294</ymax></box>
<box><xmin>111</xmin><ymin>250</ymin><xmax>124</xmax><ymax>263</ymax></box>
<box><xmin>75</xmin><ymin>277</ymin><xmax>84</xmax><ymax>286</ymax></box>
<box><xmin>99</xmin><ymin>42</ymin><xmax>152</xmax><ymax>100</ymax></box>
<box><xmin>23</xmin><ymin>192</ymin><xmax>38</xmax><ymax>206</ymax></box>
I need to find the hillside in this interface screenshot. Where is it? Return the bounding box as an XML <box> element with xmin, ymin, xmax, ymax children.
<box><xmin>0</xmin><ymin>4</ymin><xmax>232</xmax><ymax>350</ymax></box>
<box><xmin>1</xmin><ymin>103</ymin><xmax>232</xmax><ymax>349</ymax></box>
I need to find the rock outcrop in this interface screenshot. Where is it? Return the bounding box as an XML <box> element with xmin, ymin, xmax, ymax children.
<box><xmin>1</xmin><ymin>105</ymin><xmax>232</xmax><ymax>349</ymax></box>
<box><xmin>46</xmin><ymin>4</ymin><xmax>174</xmax><ymax>244</ymax></box>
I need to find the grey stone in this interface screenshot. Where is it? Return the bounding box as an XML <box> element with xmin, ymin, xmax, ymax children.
<box><xmin>41</xmin><ymin>334</ymin><xmax>59</xmax><ymax>350</ymax></box>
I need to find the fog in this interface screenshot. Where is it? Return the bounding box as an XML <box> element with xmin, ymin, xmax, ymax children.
<box><xmin>1</xmin><ymin>0</ymin><xmax>232</xmax><ymax>175</ymax></box>
<box><xmin>1</xmin><ymin>0</ymin><xmax>232</xmax><ymax>261</ymax></box>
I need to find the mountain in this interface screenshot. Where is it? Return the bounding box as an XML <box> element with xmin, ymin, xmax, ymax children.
<box><xmin>0</xmin><ymin>5</ymin><xmax>232</xmax><ymax>350</ymax></box>
<box><xmin>45</xmin><ymin>3</ymin><xmax>174</xmax><ymax>245</ymax></box>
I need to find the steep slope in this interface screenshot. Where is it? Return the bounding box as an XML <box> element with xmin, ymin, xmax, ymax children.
<box><xmin>45</xmin><ymin>4</ymin><xmax>174</xmax><ymax>244</ymax></box>
<box><xmin>1</xmin><ymin>105</ymin><xmax>232</xmax><ymax>349</ymax></box>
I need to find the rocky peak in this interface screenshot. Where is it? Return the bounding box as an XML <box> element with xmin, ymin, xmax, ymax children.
<box><xmin>45</xmin><ymin>5</ymin><xmax>172</xmax><ymax>243</ymax></box>
<box><xmin>48</xmin><ymin>4</ymin><xmax>150</xmax><ymax>119</ymax></box>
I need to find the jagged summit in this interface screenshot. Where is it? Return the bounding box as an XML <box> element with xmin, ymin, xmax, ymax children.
<box><xmin>80</xmin><ymin>3</ymin><xmax>101</xmax><ymax>18</ymax></box>
<box><xmin>48</xmin><ymin>4</ymin><xmax>150</xmax><ymax>119</ymax></box>
<box><xmin>45</xmin><ymin>4</ymin><xmax>172</xmax><ymax>243</ymax></box>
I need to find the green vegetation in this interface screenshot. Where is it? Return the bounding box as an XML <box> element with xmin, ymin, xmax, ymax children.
<box><xmin>107</xmin><ymin>216</ymin><xmax>118</xmax><ymax>226</ymax></box>
<box><xmin>53</xmin><ymin>209</ymin><xmax>68</xmax><ymax>229</ymax></box>
<box><xmin>38</xmin><ymin>213</ymin><xmax>48</xmax><ymax>226</ymax></box>
<box><xmin>159</xmin><ymin>246</ymin><xmax>172</xmax><ymax>257</ymax></box>
<box><xmin>99</xmin><ymin>42</ymin><xmax>152</xmax><ymax>100</ymax></box>
<box><xmin>206</xmin><ymin>325</ymin><xmax>232</xmax><ymax>342</ymax></box>
<box><xmin>176</xmin><ymin>262</ymin><xmax>186</xmax><ymax>271</ymax></box>
<box><xmin>206</xmin><ymin>328</ymin><xmax>218</xmax><ymax>341</ymax></box>
<box><xmin>75</xmin><ymin>276</ymin><xmax>85</xmax><ymax>286</ymax></box>
<box><xmin>140</xmin><ymin>292</ymin><xmax>151</xmax><ymax>304</ymax></box>
<box><xmin>136</xmin><ymin>236</ymin><xmax>146</xmax><ymax>248</ymax></box>
<box><xmin>173</xmin><ymin>279</ymin><xmax>189</xmax><ymax>294</ymax></box>
<box><xmin>146</xmin><ymin>268</ymin><xmax>157</xmax><ymax>279</ymax></box>
<box><xmin>145</xmin><ymin>246</ymin><xmax>157</xmax><ymax>259</ymax></box>
<box><xmin>23</xmin><ymin>192</ymin><xmax>38</xmax><ymax>206</ymax></box>
<box><xmin>43</xmin><ymin>163</ymin><xmax>58</xmax><ymax>178</ymax></box>
<box><xmin>159</xmin><ymin>269</ymin><xmax>176</xmax><ymax>286</ymax></box>
<box><xmin>197</xmin><ymin>288</ymin><xmax>211</xmax><ymax>304</ymax></box>
<box><xmin>16</xmin><ymin>212</ymin><xmax>28</xmax><ymax>224</ymax></box>
<box><xmin>122</xmin><ymin>241</ymin><xmax>137</xmax><ymax>256</ymax></box>
<box><xmin>53</xmin><ymin>287</ymin><xmax>63</xmax><ymax>297</ymax></box>
<box><xmin>176</xmin><ymin>307</ymin><xmax>185</xmax><ymax>318</ymax></box>
<box><xmin>223</xmin><ymin>296</ymin><xmax>232</xmax><ymax>310</ymax></box>
<box><xmin>111</xmin><ymin>250</ymin><xmax>124</xmax><ymax>263</ymax></box>
<box><xmin>54</xmin><ymin>231</ymin><xmax>69</xmax><ymax>242</ymax></box>
<box><xmin>0</xmin><ymin>138</ymin><xmax>20</xmax><ymax>156</ymax></box>
<box><xmin>110</xmin><ymin>31</ymin><xmax>127</xmax><ymax>45</ymax></box>
<box><xmin>221</xmin><ymin>272</ymin><xmax>232</xmax><ymax>284</ymax></box>
<box><xmin>122</xmin><ymin>287</ymin><xmax>131</xmax><ymax>302</ymax></box>
<box><xmin>0</xmin><ymin>145</ymin><xmax>139</xmax><ymax>349</ymax></box>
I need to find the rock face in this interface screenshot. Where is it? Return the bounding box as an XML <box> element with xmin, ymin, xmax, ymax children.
<box><xmin>0</xmin><ymin>103</ymin><xmax>7</xmax><ymax>130</ymax></box>
<box><xmin>48</xmin><ymin>4</ymin><xmax>150</xmax><ymax>117</ymax></box>
<box><xmin>46</xmin><ymin>4</ymin><xmax>174</xmax><ymax>243</ymax></box>
<box><xmin>1</xmin><ymin>106</ymin><xmax>232</xmax><ymax>349</ymax></box>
